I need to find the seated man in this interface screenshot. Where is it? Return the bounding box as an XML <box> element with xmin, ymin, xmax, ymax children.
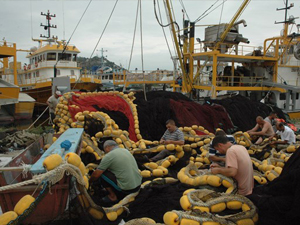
<box><xmin>149</xmin><ymin>119</ymin><xmax>184</xmax><ymax>162</ymax></box>
<box><xmin>210</xmin><ymin>135</ymin><xmax>254</xmax><ymax>196</ymax></box>
<box><xmin>90</xmin><ymin>140</ymin><xmax>142</xmax><ymax>206</ymax></box>
<box><xmin>269</xmin><ymin>122</ymin><xmax>296</xmax><ymax>149</ymax></box>
<box><xmin>247</xmin><ymin>116</ymin><xmax>275</xmax><ymax>144</ymax></box>
<box><xmin>264</xmin><ymin>111</ymin><xmax>277</xmax><ymax>132</ymax></box>
<box><xmin>209</xmin><ymin>130</ymin><xmax>236</xmax><ymax>166</ymax></box>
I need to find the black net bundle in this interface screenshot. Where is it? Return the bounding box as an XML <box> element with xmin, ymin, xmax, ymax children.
<box><xmin>210</xmin><ymin>95</ymin><xmax>286</xmax><ymax>131</ymax></box>
<box><xmin>134</xmin><ymin>91</ymin><xmax>235</xmax><ymax>140</ymax></box>
<box><xmin>249</xmin><ymin>147</ymin><xmax>300</xmax><ymax>225</ymax></box>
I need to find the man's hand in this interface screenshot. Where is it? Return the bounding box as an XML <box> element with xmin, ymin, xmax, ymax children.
<box><xmin>160</xmin><ymin>140</ymin><xmax>165</xmax><ymax>144</ymax></box>
<box><xmin>210</xmin><ymin>163</ymin><xmax>220</xmax><ymax>169</ymax></box>
<box><xmin>211</xmin><ymin>167</ymin><xmax>220</xmax><ymax>174</ymax></box>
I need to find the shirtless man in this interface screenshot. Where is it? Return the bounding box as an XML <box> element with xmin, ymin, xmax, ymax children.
<box><xmin>247</xmin><ymin>116</ymin><xmax>275</xmax><ymax>144</ymax></box>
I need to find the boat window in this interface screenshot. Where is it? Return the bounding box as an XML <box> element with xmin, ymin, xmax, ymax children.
<box><xmin>58</xmin><ymin>53</ymin><xmax>71</xmax><ymax>61</ymax></box>
<box><xmin>47</xmin><ymin>53</ymin><xmax>57</xmax><ymax>61</ymax></box>
<box><xmin>57</xmin><ymin>69</ymin><xmax>61</xmax><ymax>75</ymax></box>
<box><xmin>43</xmin><ymin>54</ymin><xmax>45</xmax><ymax>61</ymax></box>
<box><xmin>33</xmin><ymin>72</ymin><xmax>35</xmax><ymax>78</ymax></box>
<box><xmin>280</xmin><ymin>93</ymin><xmax>286</xmax><ymax>100</ymax></box>
<box><xmin>28</xmin><ymin>73</ymin><xmax>31</xmax><ymax>79</ymax></box>
<box><xmin>36</xmin><ymin>71</ymin><xmax>39</xmax><ymax>77</ymax></box>
<box><xmin>25</xmin><ymin>74</ymin><xmax>27</xmax><ymax>79</ymax></box>
<box><xmin>109</xmin><ymin>75</ymin><xmax>113</xmax><ymax>79</ymax></box>
<box><xmin>72</xmin><ymin>54</ymin><xmax>77</xmax><ymax>61</ymax></box>
<box><xmin>71</xmin><ymin>70</ymin><xmax>74</xmax><ymax>76</ymax></box>
<box><xmin>105</xmin><ymin>75</ymin><xmax>108</xmax><ymax>79</ymax></box>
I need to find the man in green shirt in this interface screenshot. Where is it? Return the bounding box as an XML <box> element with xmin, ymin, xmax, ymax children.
<box><xmin>90</xmin><ymin>140</ymin><xmax>142</xmax><ymax>206</ymax></box>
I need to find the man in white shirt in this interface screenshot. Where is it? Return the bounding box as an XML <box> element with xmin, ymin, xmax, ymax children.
<box><xmin>269</xmin><ymin>122</ymin><xmax>296</xmax><ymax>149</ymax></box>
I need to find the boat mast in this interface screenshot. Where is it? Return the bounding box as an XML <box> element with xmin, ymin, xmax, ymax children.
<box><xmin>40</xmin><ymin>10</ymin><xmax>57</xmax><ymax>40</ymax></box>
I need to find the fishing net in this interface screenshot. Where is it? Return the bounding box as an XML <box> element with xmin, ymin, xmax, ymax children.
<box><xmin>249</xmin><ymin>147</ymin><xmax>300</xmax><ymax>225</ymax></box>
<box><xmin>134</xmin><ymin>91</ymin><xmax>234</xmax><ymax>140</ymax></box>
<box><xmin>210</xmin><ymin>95</ymin><xmax>286</xmax><ymax>131</ymax></box>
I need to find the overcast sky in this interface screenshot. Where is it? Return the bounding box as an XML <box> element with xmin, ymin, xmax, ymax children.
<box><xmin>1</xmin><ymin>0</ymin><xmax>299</xmax><ymax>71</ymax></box>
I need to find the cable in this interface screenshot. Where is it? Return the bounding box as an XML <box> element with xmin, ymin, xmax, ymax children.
<box><xmin>194</xmin><ymin>0</ymin><xmax>228</xmax><ymax>24</ymax></box>
<box><xmin>30</xmin><ymin>0</ymin><xmax>33</xmax><ymax>39</ymax></box>
<box><xmin>216</xmin><ymin>0</ymin><xmax>225</xmax><ymax>40</ymax></box>
<box><xmin>89</xmin><ymin>0</ymin><xmax>119</xmax><ymax>59</ymax></box>
<box><xmin>62</xmin><ymin>0</ymin><xmax>66</xmax><ymax>40</ymax></box>
<box><xmin>179</xmin><ymin>0</ymin><xmax>190</xmax><ymax>21</ymax></box>
<box><xmin>73</xmin><ymin>0</ymin><xmax>119</xmax><ymax>91</ymax></box>
<box><xmin>55</xmin><ymin>0</ymin><xmax>93</xmax><ymax>67</ymax></box>
<box><xmin>139</xmin><ymin>0</ymin><xmax>147</xmax><ymax>101</ymax></box>
<box><xmin>194</xmin><ymin>0</ymin><xmax>220</xmax><ymax>23</ymax></box>
<box><xmin>123</xmin><ymin>0</ymin><xmax>140</xmax><ymax>92</ymax></box>
<box><xmin>157</xmin><ymin>0</ymin><xmax>173</xmax><ymax>58</ymax></box>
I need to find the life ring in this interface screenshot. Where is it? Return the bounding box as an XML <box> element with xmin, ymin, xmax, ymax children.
<box><xmin>27</xmin><ymin>64</ymin><xmax>31</xmax><ymax>70</ymax></box>
<box><xmin>35</xmin><ymin>62</ymin><xmax>38</xmax><ymax>67</ymax></box>
<box><xmin>23</xmin><ymin>65</ymin><xmax>27</xmax><ymax>71</ymax></box>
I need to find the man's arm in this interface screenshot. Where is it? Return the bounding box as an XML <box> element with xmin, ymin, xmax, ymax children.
<box><xmin>209</xmin><ymin>155</ymin><xmax>226</xmax><ymax>162</ymax></box>
<box><xmin>250</xmin><ymin>123</ymin><xmax>269</xmax><ymax>136</ymax></box>
<box><xmin>247</xmin><ymin>124</ymin><xmax>259</xmax><ymax>133</ymax></box>
<box><xmin>89</xmin><ymin>169</ymin><xmax>104</xmax><ymax>182</ymax></box>
<box><xmin>211</xmin><ymin>166</ymin><xmax>237</xmax><ymax>177</ymax></box>
<box><xmin>164</xmin><ymin>140</ymin><xmax>184</xmax><ymax>145</ymax></box>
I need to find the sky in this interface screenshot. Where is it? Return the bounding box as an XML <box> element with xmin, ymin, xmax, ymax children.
<box><xmin>1</xmin><ymin>0</ymin><xmax>299</xmax><ymax>71</ymax></box>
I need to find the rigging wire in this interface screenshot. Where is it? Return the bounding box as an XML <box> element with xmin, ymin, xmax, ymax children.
<box><xmin>89</xmin><ymin>0</ymin><xmax>119</xmax><ymax>59</ymax></box>
<box><xmin>194</xmin><ymin>0</ymin><xmax>220</xmax><ymax>23</ymax></box>
<box><xmin>216</xmin><ymin>0</ymin><xmax>225</xmax><ymax>40</ymax></box>
<box><xmin>194</xmin><ymin>0</ymin><xmax>228</xmax><ymax>24</ymax></box>
<box><xmin>156</xmin><ymin>0</ymin><xmax>173</xmax><ymax>58</ymax></box>
<box><xmin>179</xmin><ymin>0</ymin><xmax>190</xmax><ymax>21</ymax></box>
<box><xmin>62</xmin><ymin>0</ymin><xmax>66</xmax><ymax>40</ymax></box>
<box><xmin>139</xmin><ymin>0</ymin><xmax>147</xmax><ymax>101</ymax></box>
<box><xmin>123</xmin><ymin>0</ymin><xmax>140</xmax><ymax>92</ymax></box>
<box><xmin>73</xmin><ymin>0</ymin><xmax>119</xmax><ymax>90</ymax></box>
<box><xmin>30</xmin><ymin>0</ymin><xmax>33</xmax><ymax>39</ymax></box>
<box><xmin>55</xmin><ymin>0</ymin><xmax>93</xmax><ymax>67</ymax></box>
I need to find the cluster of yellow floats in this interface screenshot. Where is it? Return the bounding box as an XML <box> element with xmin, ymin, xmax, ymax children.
<box><xmin>2</xmin><ymin>90</ymin><xmax>299</xmax><ymax>224</ymax></box>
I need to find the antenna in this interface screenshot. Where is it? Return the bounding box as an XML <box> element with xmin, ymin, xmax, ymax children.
<box><xmin>40</xmin><ymin>10</ymin><xmax>57</xmax><ymax>39</ymax></box>
<box><xmin>275</xmin><ymin>0</ymin><xmax>294</xmax><ymax>24</ymax></box>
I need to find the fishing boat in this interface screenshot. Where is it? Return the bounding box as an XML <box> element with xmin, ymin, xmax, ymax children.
<box><xmin>0</xmin><ymin>40</ymin><xmax>35</xmax><ymax>124</ymax></box>
<box><xmin>0</xmin><ymin>128</ymin><xmax>84</xmax><ymax>224</ymax></box>
<box><xmin>161</xmin><ymin>0</ymin><xmax>300</xmax><ymax>118</ymax></box>
<box><xmin>1</xmin><ymin>11</ymin><xmax>102</xmax><ymax>106</ymax></box>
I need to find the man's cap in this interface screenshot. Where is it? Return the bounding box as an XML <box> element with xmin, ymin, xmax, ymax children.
<box><xmin>103</xmin><ymin>140</ymin><xmax>118</xmax><ymax>149</ymax></box>
<box><xmin>55</xmin><ymin>91</ymin><xmax>62</xmax><ymax>95</ymax></box>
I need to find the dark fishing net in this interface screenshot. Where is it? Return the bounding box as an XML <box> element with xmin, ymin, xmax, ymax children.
<box><xmin>92</xmin><ymin>106</ymin><xmax>129</xmax><ymax>131</ymax></box>
<box><xmin>210</xmin><ymin>95</ymin><xmax>286</xmax><ymax>131</ymax></box>
<box><xmin>249</xmin><ymin>147</ymin><xmax>300</xmax><ymax>225</ymax></box>
<box><xmin>134</xmin><ymin>91</ymin><xmax>234</xmax><ymax>140</ymax></box>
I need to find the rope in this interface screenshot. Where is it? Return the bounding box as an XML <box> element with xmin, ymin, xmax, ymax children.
<box><xmin>26</xmin><ymin>106</ymin><xmax>49</xmax><ymax>130</ymax></box>
<box><xmin>0</xmin><ymin>162</ymin><xmax>85</xmax><ymax>192</ymax></box>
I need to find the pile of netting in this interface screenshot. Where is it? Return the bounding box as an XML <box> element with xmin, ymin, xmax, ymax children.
<box><xmin>134</xmin><ymin>91</ymin><xmax>235</xmax><ymax>140</ymax></box>
<box><xmin>210</xmin><ymin>95</ymin><xmax>286</xmax><ymax>131</ymax></box>
<box><xmin>5</xmin><ymin>90</ymin><xmax>299</xmax><ymax>225</ymax></box>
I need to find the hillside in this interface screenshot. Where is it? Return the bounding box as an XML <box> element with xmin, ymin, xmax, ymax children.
<box><xmin>77</xmin><ymin>56</ymin><xmax>125</xmax><ymax>72</ymax></box>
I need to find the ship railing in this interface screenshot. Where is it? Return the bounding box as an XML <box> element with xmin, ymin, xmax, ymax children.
<box><xmin>0</xmin><ymin>41</ymin><xmax>15</xmax><ymax>48</ymax></box>
<box><xmin>193</xmin><ymin>40</ymin><xmax>278</xmax><ymax>58</ymax></box>
<box><xmin>194</xmin><ymin>74</ymin><xmax>266</xmax><ymax>87</ymax></box>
